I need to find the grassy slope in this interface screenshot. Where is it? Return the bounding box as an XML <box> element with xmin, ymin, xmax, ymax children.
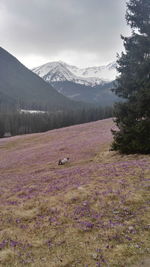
<box><xmin>0</xmin><ymin>118</ymin><xmax>149</xmax><ymax>266</ymax></box>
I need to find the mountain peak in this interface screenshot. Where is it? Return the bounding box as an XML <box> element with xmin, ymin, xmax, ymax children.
<box><xmin>33</xmin><ymin>60</ymin><xmax>117</xmax><ymax>86</ymax></box>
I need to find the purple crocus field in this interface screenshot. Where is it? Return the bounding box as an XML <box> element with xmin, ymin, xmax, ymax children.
<box><xmin>0</xmin><ymin>118</ymin><xmax>150</xmax><ymax>266</ymax></box>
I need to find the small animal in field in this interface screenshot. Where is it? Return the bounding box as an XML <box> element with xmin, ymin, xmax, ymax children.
<box><xmin>58</xmin><ymin>157</ymin><xmax>70</xmax><ymax>165</ymax></box>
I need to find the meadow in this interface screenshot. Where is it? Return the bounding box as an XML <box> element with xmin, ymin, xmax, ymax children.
<box><xmin>0</xmin><ymin>118</ymin><xmax>149</xmax><ymax>266</ymax></box>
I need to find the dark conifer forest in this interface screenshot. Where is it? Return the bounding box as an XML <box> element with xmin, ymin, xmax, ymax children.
<box><xmin>0</xmin><ymin>106</ymin><xmax>113</xmax><ymax>137</ymax></box>
<box><xmin>112</xmin><ymin>0</ymin><xmax>150</xmax><ymax>154</ymax></box>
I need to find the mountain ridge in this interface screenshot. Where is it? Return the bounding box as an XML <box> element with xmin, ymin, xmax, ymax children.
<box><xmin>33</xmin><ymin>60</ymin><xmax>118</xmax><ymax>105</ymax></box>
<box><xmin>33</xmin><ymin>61</ymin><xmax>117</xmax><ymax>87</ymax></box>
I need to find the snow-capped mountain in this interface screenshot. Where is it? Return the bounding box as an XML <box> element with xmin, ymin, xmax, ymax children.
<box><xmin>33</xmin><ymin>61</ymin><xmax>117</xmax><ymax>87</ymax></box>
<box><xmin>32</xmin><ymin>61</ymin><xmax>119</xmax><ymax>106</ymax></box>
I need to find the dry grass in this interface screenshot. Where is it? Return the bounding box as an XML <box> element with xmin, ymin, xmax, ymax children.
<box><xmin>0</xmin><ymin>119</ymin><xmax>150</xmax><ymax>266</ymax></box>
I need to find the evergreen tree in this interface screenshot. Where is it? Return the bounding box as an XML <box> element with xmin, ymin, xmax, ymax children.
<box><xmin>0</xmin><ymin>118</ymin><xmax>5</xmax><ymax>137</ymax></box>
<box><xmin>112</xmin><ymin>0</ymin><xmax>150</xmax><ymax>154</ymax></box>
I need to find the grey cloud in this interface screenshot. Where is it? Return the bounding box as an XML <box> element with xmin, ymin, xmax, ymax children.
<box><xmin>0</xmin><ymin>0</ymin><xmax>130</xmax><ymax>65</ymax></box>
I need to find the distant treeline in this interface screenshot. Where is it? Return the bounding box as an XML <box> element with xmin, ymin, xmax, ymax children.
<box><xmin>0</xmin><ymin>106</ymin><xmax>113</xmax><ymax>137</ymax></box>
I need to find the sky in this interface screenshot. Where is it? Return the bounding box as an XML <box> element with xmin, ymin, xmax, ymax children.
<box><xmin>0</xmin><ymin>0</ymin><xmax>131</xmax><ymax>69</ymax></box>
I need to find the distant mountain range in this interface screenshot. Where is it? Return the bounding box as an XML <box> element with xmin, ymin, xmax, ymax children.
<box><xmin>33</xmin><ymin>61</ymin><xmax>118</xmax><ymax>105</ymax></box>
<box><xmin>33</xmin><ymin>61</ymin><xmax>117</xmax><ymax>86</ymax></box>
<box><xmin>0</xmin><ymin>47</ymin><xmax>85</xmax><ymax>111</ymax></box>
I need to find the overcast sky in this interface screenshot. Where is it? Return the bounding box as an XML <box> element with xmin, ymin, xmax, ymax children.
<box><xmin>0</xmin><ymin>0</ymin><xmax>131</xmax><ymax>68</ymax></box>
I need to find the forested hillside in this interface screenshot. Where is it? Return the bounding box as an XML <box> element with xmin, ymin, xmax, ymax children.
<box><xmin>0</xmin><ymin>47</ymin><xmax>87</xmax><ymax>112</ymax></box>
